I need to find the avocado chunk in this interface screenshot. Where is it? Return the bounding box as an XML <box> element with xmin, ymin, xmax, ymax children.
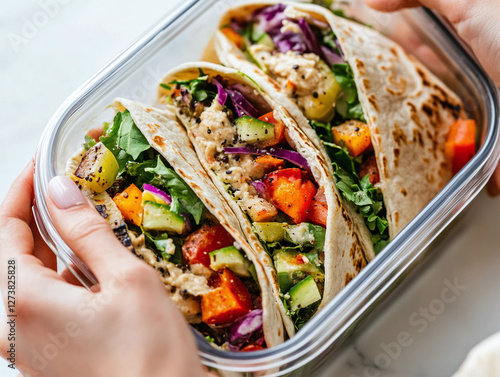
<box><xmin>274</xmin><ymin>249</ymin><xmax>324</xmax><ymax>293</ymax></box>
<box><xmin>285</xmin><ymin>223</ymin><xmax>326</xmax><ymax>250</ymax></box>
<box><xmin>288</xmin><ymin>276</ymin><xmax>322</xmax><ymax>312</ymax></box>
<box><xmin>142</xmin><ymin>201</ymin><xmax>185</xmax><ymax>234</ymax></box>
<box><xmin>236</xmin><ymin>116</ymin><xmax>275</xmax><ymax>144</ymax></box>
<box><xmin>253</xmin><ymin>222</ymin><xmax>288</xmax><ymax>242</ymax></box>
<box><xmin>209</xmin><ymin>246</ymin><xmax>251</xmax><ymax>277</ymax></box>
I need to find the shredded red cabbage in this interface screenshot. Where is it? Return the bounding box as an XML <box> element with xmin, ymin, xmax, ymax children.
<box><xmin>253</xmin><ymin>3</ymin><xmax>287</xmax><ymax>33</ymax></box>
<box><xmin>224</xmin><ymin>147</ymin><xmax>310</xmax><ymax>170</ymax></box>
<box><xmin>143</xmin><ymin>184</ymin><xmax>172</xmax><ymax>204</ymax></box>
<box><xmin>227</xmin><ymin>309</ymin><xmax>264</xmax><ymax>352</ymax></box>
<box><xmin>226</xmin><ymin>87</ymin><xmax>260</xmax><ymax>118</ymax></box>
<box><xmin>212</xmin><ymin>76</ymin><xmax>227</xmax><ymax>106</ymax></box>
<box><xmin>297</xmin><ymin>17</ymin><xmax>324</xmax><ymax>60</ymax></box>
<box><xmin>273</xmin><ymin>31</ymin><xmax>307</xmax><ymax>54</ymax></box>
<box><xmin>321</xmin><ymin>45</ymin><xmax>343</xmax><ymax>65</ymax></box>
<box><xmin>335</xmin><ymin>39</ymin><xmax>345</xmax><ymax>60</ymax></box>
<box><xmin>251</xmin><ymin>181</ymin><xmax>266</xmax><ymax>198</ymax></box>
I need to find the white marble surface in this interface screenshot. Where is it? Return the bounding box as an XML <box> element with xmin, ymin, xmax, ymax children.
<box><xmin>1</xmin><ymin>1</ymin><xmax>500</xmax><ymax>376</ymax></box>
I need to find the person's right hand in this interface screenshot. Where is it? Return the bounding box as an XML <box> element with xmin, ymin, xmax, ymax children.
<box><xmin>364</xmin><ymin>0</ymin><xmax>500</xmax><ymax>194</ymax></box>
<box><xmin>0</xmin><ymin>163</ymin><xmax>206</xmax><ymax>377</ymax></box>
<box><xmin>364</xmin><ymin>0</ymin><xmax>500</xmax><ymax>85</ymax></box>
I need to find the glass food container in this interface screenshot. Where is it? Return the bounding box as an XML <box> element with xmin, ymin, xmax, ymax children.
<box><xmin>33</xmin><ymin>0</ymin><xmax>500</xmax><ymax>375</ymax></box>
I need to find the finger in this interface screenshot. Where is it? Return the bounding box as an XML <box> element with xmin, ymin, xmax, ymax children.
<box><xmin>0</xmin><ymin>161</ymin><xmax>34</xmax><ymax>227</ymax></box>
<box><xmin>31</xmin><ymin>218</ymin><xmax>57</xmax><ymax>271</ymax></box>
<box><xmin>364</xmin><ymin>0</ymin><xmax>422</xmax><ymax>12</ymax></box>
<box><xmin>486</xmin><ymin>163</ymin><xmax>500</xmax><ymax>196</ymax></box>
<box><xmin>47</xmin><ymin>176</ymin><xmax>138</xmax><ymax>284</ymax></box>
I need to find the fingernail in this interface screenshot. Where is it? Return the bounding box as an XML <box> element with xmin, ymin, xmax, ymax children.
<box><xmin>49</xmin><ymin>176</ymin><xmax>87</xmax><ymax>209</ymax></box>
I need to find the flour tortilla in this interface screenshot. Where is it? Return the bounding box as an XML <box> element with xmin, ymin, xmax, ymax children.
<box><xmin>214</xmin><ymin>1</ymin><xmax>465</xmax><ymax>241</ymax></box>
<box><xmin>73</xmin><ymin>98</ymin><xmax>285</xmax><ymax>348</ymax></box>
<box><xmin>158</xmin><ymin>63</ymin><xmax>367</xmax><ymax>337</ymax></box>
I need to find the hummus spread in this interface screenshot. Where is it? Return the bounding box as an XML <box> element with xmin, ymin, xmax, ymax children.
<box><xmin>190</xmin><ymin>100</ymin><xmax>278</xmax><ymax>222</ymax></box>
<box><xmin>130</xmin><ymin>232</ymin><xmax>212</xmax><ymax>323</ymax></box>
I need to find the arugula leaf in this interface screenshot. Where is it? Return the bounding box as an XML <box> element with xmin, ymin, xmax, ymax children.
<box><xmin>145</xmin><ymin>157</ymin><xmax>204</xmax><ymax>224</ymax></box>
<box><xmin>331</xmin><ymin>64</ymin><xmax>366</xmax><ymax>122</ymax></box>
<box><xmin>169</xmin><ymin>70</ymin><xmax>216</xmax><ymax>105</ymax></box>
<box><xmin>83</xmin><ymin>134</ymin><xmax>96</xmax><ymax>151</ymax></box>
<box><xmin>323</xmin><ymin>142</ymin><xmax>389</xmax><ymax>252</ymax></box>
<box><xmin>100</xmin><ymin>111</ymin><xmax>151</xmax><ymax>175</ymax></box>
<box><xmin>310</xmin><ymin>120</ymin><xmax>333</xmax><ymax>143</ymax></box>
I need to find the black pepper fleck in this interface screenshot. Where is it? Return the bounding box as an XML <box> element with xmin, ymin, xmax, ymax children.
<box><xmin>207</xmin><ymin>128</ymin><xmax>211</xmax><ymax>134</ymax></box>
<box><xmin>313</xmin><ymin>92</ymin><xmax>318</xmax><ymax>98</ymax></box>
<box><xmin>293</xmin><ymin>65</ymin><xmax>299</xmax><ymax>69</ymax></box>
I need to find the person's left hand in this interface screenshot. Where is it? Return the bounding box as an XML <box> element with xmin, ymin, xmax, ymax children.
<box><xmin>0</xmin><ymin>161</ymin><xmax>206</xmax><ymax>377</ymax></box>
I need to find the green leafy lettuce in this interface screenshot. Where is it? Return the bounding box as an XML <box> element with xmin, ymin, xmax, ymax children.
<box><xmin>126</xmin><ymin>155</ymin><xmax>204</xmax><ymax>225</ymax></box>
<box><xmin>100</xmin><ymin>110</ymin><xmax>151</xmax><ymax>175</ymax></box>
<box><xmin>322</xmin><ymin>141</ymin><xmax>389</xmax><ymax>253</ymax></box>
<box><xmin>167</xmin><ymin>69</ymin><xmax>216</xmax><ymax>103</ymax></box>
<box><xmin>331</xmin><ymin>64</ymin><xmax>365</xmax><ymax>122</ymax></box>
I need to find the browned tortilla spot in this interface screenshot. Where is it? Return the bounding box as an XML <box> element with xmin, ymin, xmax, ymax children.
<box><xmin>392</xmin><ymin>124</ymin><xmax>407</xmax><ymax>145</ymax></box>
<box><xmin>394</xmin><ymin>211</ymin><xmax>399</xmax><ymax>226</ymax></box>
<box><xmin>413</xmin><ymin>129</ymin><xmax>424</xmax><ymax>147</ymax></box>
<box><xmin>368</xmin><ymin>94</ymin><xmax>379</xmax><ymax>111</ymax></box>
<box><xmin>401</xmin><ymin>188</ymin><xmax>407</xmax><ymax>196</ymax></box>
<box><xmin>345</xmin><ymin>273</ymin><xmax>355</xmax><ymax>285</ymax></box>
<box><xmin>363</xmin><ymin>78</ymin><xmax>370</xmax><ymax>90</ymax></box>
<box><xmin>152</xmin><ymin>135</ymin><xmax>165</xmax><ymax>149</ymax></box>
<box><xmin>416</xmin><ymin>67</ymin><xmax>431</xmax><ymax>86</ymax></box>
<box><xmin>390</xmin><ymin>47</ymin><xmax>398</xmax><ymax>56</ymax></box>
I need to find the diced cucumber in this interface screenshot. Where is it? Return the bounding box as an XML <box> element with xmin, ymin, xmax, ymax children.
<box><xmin>209</xmin><ymin>246</ymin><xmax>251</xmax><ymax>277</ymax></box>
<box><xmin>274</xmin><ymin>249</ymin><xmax>324</xmax><ymax>292</ymax></box>
<box><xmin>253</xmin><ymin>222</ymin><xmax>288</xmax><ymax>242</ymax></box>
<box><xmin>288</xmin><ymin>276</ymin><xmax>322</xmax><ymax>312</ymax></box>
<box><xmin>278</xmin><ymin>272</ymin><xmax>293</xmax><ymax>294</ymax></box>
<box><xmin>285</xmin><ymin>223</ymin><xmax>326</xmax><ymax>250</ymax></box>
<box><xmin>142</xmin><ymin>201</ymin><xmax>185</xmax><ymax>234</ymax></box>
<box><xmin>236</xmin><ymin>116</ymin><xmax>274</xmax><ymax>144</ymax></box>
<box><xmin>248</xmin><ymin>263</ymin><xmax>259</xmax><ymax>288</ymax></box>
<box><xmin>247</xmin><ymin>49</ymin><xmax>269</xmax><ymax>74</ymax></box>
<box><xmin>257</xmin><ymin>33</ymin><xmax>275</xmax><ymax>49</ymax></box>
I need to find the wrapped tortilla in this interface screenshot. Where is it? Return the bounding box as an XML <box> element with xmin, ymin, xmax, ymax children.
<box><xmin>158</xmin><ymin>62</ymin><xmax>367</xmax><ymax>337</ymax></box>
<box><xmin>214</xmin><ymin>1</ymin><xmax>470</xmax><ymax>255</ymax></box>
<box><xmin>66</xmin><ymin>98</ymin><xmax>284</xmax><ymax>351</ymax></box>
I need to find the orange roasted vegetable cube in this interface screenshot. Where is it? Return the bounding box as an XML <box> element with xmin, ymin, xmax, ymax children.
<box><xmin>221</xmin><ymin>27</ymin><xmax>245</xmax><ymax>50</ymax></box>
<box><xmin>332</xmin><ymin>120</ymin><xmax>372</xmax><ymax>157</ymax></box>
<box><xmin>201</xmin><ymin>269</ymin><xmax>253</xmax><ymax>325</ymax></box>
<box><xmin>445</xmin><ymin>119</ymin><xmax>476</xmax><ymax>175</ymax></box>
<box><xmin>113</xmin><ymin>184</ymin><xmax>143</xmax><ymax>226</ymax></box>
<box><xmin>264</xmin><ymin>168</ymin><xmax>317</xmax><ymax>224</ymax></box>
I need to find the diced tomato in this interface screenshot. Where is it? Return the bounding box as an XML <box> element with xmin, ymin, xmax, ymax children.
<box><xmin>87</xmin><ymin>126</ymin><xmax>104</xmax><ymax>142</ymax></box>
<box><xmin>258</xmin><ymin>111</ymin><xmax>286</xmax><ymax>147</ymax></box>
<box><xmin>113</xmin><ymin>184</ymin><xmax>143</xmax><ymax>226</ymax></box>
<box><xmin>264</xmin><ymin>168</ymin><xmax>317</xmax><ymax>224</ymax></box>
<box><xmin>201</xmin><ymin>269</ymin><xmax>253</xmax><ymax>325</ymax></box>
<box><xmin>241</xmin><ymin>345</ymin><xmax>265</xmax><ymax>352</ymax></box>
<box><xmin>332</xmin><ymin>120</ymin><xmax>372</xmax><ymax>157</ymax></box>
<box><xmin>358</xmin><ymin>155</ymin><xmax>380</xmax><ymax>185</ymax></box>
<box><xmin>445</xmin><ymin>119</ymin><xmax>476</xmax><ymax>175</ymax></box>
<box><xmin>307</xmin><ymin>201</ymin><xmax>328</xmax><ymax>228</ymax></box>
<box><xmin>254</xmin><ymin>155</ymin><xmax>285</xmax><ymax>172</ymax></box>
<box><xmin>182</xmin><ymin>224</ymin><xmax>234</xmax><ymax>267</ymax></box>
<box><xmin>295</xmin><ymin>254</ymin><xmax>308</xmax><ymax>264</ymax></box>
<box><xmin>221</xmin><ymin>27</ymin><xmax>245</xmax><ymax>50</ymax></box>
